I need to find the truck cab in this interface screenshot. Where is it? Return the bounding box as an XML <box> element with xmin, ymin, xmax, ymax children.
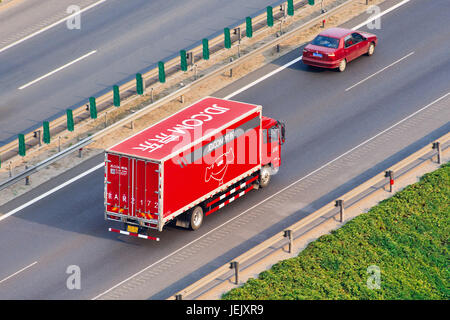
<box><xmin>261</xmin><ymin>116</ymin><xmax>285</xmax><ymax>170</ymax></box>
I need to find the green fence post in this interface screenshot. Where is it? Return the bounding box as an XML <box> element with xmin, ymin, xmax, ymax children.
<box><xmin>89</xmin><ymin>97</ymin><xmax>97</xmax><ymax>119</ymax></box>
<box><xmin>67</xmin><ymin>109</ymin><xmax>74</xmax><ymax>132</ymax></box>
<box><xmin>136</xmin><ymin>73</ymin><xmax>144</xmax><ymax>95</ymax></box>
<box><xmin>224</xmin><ymin>28</ymin><xmax>231</xmax><ymax>49</ymax></box>
<box><xmin>246</xmin><ymin>17</ymin><xmax>253</xmax><ymax>38</ymax></box>
<box><xmin>180</xmin><ymin>50</ymin><xmax>187</xmax><ymax>71</ymax></box>
<box><xmin>202</xmin><ymin>38</ymin><xmax>209</xmax><ymax>60</ymax></box>
<box><xmin>308</xmin><ymin>0</ymin><xmax>315</xmax><ymax>5</ymax></box>
<box><xmin>267</xmin><ymin>6</ymin><xmax>274</xmax><ymax>27</ymax></box>
<box><xmin>158</xmin><ymin>61</ymin><xmax>165</xmax><ymax>83</ymax></box>
<box><xmin>113</xmin><ymin>85</ymin><xmax>120</xmax><ymax>107</ymax></box>
<box><xmin>43</xmin><ymin>121</ymin><xmax>50</xmax><ymax>144</ymax></box>
<box><xmin>288</xmin><ymin>0</ymin><xmax>294</xmax><ymax>16</ymax></box>
<box><xmin>18</xmin><ymin>134</ymin><xmax>26</xmax><ymax>157</ymax></box>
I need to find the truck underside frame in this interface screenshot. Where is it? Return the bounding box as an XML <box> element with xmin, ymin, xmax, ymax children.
<box><xmin>204</xmin><ymin>173</ymin><xmax>259</xmax><ymax>216</ymax></box>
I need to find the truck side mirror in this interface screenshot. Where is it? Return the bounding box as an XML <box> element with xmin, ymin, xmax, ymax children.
<box><xmin>280</xmin><ymin>122</ymin><xmax>286</xmax><ymax>145</ymax></box>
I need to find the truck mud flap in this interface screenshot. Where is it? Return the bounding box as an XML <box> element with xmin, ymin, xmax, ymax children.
<box><xmin>108</xmin><ymin>228</ymin><xmax>160</xmax><ymax>241</ymax></box>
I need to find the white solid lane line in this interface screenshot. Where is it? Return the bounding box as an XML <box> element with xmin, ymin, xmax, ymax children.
<box><xmin>18</xmin><ymin>50</ymin><xmax>97</xmax><ymax>90</ymax></box>
<box><xmin>0</xmin><ymin>163</ymin><xmax>104</xmax><ymax>223</ymax></box>
<box><xmin>351</xmin><ymin>0</ymin><xmax>411</xmax><ymax>31</ymax></box>
<box><xmin>0</xmin><ymin>0</ymin><xmax>107</xmax><ymax>55</ymax></box>
<box><xmin>345</xmin><ymin>51</ymin><xmax>415</xmax><ymax>91</ymax></box>
<box><xmin>0</xmin><ymin>261</ymin><xmax>38</xmax><ymax>285</ymax></box>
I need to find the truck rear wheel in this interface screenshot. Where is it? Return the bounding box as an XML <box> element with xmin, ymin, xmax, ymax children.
<box><xmin>189</xmin><ymin>206</ymin><xmax>204</xmax><ymax>230</ymax></box>
<box><xmin>259</xmin><ymin>165</ymin><xmax>271</xmax><ymax>188</ymax></box>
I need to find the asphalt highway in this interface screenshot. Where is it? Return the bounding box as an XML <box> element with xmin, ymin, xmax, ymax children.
<box><xmin>0</xmin><ymin>0</ymin><xmax>283</xmax><ymax>145</ymax></box>
<box><xmin>0</xmin><ymin>0</ymin><xmax>448</xmax><ymax>299</ymax></box>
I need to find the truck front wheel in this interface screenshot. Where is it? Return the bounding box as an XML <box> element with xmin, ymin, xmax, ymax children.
<box><xmin>259</xmin><ymin>165</ymin><xmax>271</xmax><ymax>188</ymax></box>
<box><xmin>189</xmin><ymin>206</ymin><xmax>204</xmax><ymax>230</ymax></box>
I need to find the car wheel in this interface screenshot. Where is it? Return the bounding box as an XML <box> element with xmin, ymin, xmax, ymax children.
<box><xmin>338</xmin><ymin>59</ymin><xmax>347</xmax><ymax>72</ymax></box>
<box><xmin>189</xmin><ymin>206</ymin><xmax>204</xmax><ymax>231</ymax></box>
<box><xmin>367</xmin><ymin>43</ymin><xmax>375</xmax><ymax>56</ymax></box>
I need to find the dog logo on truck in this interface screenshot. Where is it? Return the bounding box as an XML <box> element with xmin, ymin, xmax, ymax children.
<box><xmin>205</xmin><ymin>148</ymin><xmax>234</xmax><ymax>185</ymax></box>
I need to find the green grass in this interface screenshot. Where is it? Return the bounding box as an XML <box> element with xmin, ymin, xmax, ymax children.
<box><xmin>222</xmin><ymin>163</ymin><xmax>450</xmax><ymax>300</ymax></box>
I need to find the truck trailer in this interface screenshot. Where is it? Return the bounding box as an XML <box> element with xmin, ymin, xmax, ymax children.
<box><xmin>105</xmin><ymin>97</ymin><xmax>285</xmax><ymax>240</ymax></box>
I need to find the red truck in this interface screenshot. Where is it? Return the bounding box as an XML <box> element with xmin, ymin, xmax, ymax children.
<box><xmin>104</xmin><ymin>97</ymin><xmax>285</xmax><ymax>240</ymax></box>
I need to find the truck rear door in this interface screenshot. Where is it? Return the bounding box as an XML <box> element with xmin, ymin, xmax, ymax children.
<box><xmin>131</xmin><ymin>158</ymin><xmax>160</xmax><ymax>220</ymax></box>
<box><xmin>105</xmin><ymin>153</ymin><xmax>160</xmax><ymax>222</ymax></box>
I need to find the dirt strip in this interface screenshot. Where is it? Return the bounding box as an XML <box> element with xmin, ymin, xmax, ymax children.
<box><xmin>0</xmin><ymin>0</ymin><xmax>16</xmax><ymax>8</ymax></box>
<box><xmin>0</xmin><ymin>0</ymin><xmax>385</xmax><ymax>206</ymax></box>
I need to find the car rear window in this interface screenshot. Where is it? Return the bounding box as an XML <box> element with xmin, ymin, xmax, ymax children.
<box><xmin>311</xmin><ymin>35</ymin><xmax>339</xmax><ymax>49</ymax></box>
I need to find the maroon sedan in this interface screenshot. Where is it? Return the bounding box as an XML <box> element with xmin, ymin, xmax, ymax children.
<box><xmin>302</xmin><ymin>27</ymin><xmax>378</xmax><ymax>72</ymax></box>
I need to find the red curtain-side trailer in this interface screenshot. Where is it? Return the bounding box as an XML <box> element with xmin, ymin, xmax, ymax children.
<box><xmin>105</xmin><ymin>97</ymin><xmax>285</xmax><ymax>240</ymax></box>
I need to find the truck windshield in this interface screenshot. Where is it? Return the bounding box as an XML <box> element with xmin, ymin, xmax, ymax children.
<box><xmin>268</xmin><ymin>126</ymin><xmax>279</xmax><ymax>143</ymax></box>
<box><xmin>311</xmin><ymin>35</ymin><xmax>339</xmax><ymax>49</ymax></box>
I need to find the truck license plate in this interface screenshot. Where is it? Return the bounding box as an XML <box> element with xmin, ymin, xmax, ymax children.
<box><xmin>127</xmin><ymin>225</ymin><xmax>138</xmax><ymax>233</ymax></box>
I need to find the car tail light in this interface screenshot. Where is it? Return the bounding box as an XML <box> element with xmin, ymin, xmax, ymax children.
<box><xmin>327</xmin><ymin>53</ymin><xmax>335</xmax><ymax>57</ymax></box>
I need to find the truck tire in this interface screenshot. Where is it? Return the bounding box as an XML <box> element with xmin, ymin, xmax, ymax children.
<box><xmin>189</xmin><ymin>206</ymin><xmax>204</xmax><ymax>230</ymax></box>
<box><xmin>259</xmin><ymin>165</ymin><xmax>271</xmax><ymax>188</ymax></box>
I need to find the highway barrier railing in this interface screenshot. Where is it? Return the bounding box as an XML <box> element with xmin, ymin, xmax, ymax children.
<box><xmin>168</xmin><ymin>132</ymin><xmax>450</xmax><ymax>300</ymax></box>
<box><xmin>0</xmin><ymin>0</ymin><xmax>361</xmax><ymax>190</ymax></box>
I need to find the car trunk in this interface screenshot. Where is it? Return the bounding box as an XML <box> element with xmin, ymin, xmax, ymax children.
<box><xmin>304</xmin><ymin>44</ymin><xmax>337</xmax><ymax>60</ymax></box>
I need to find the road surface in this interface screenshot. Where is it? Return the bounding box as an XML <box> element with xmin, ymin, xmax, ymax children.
<box><xmin>0</xmin><ymin>0</ymin><xmax>448</xmax><ymax>299</ymax></box>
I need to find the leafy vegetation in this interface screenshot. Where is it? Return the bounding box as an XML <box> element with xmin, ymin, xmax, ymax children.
<box><xmin>223</xmin><ymin>163</ymin><xmax>449</xmax><ymax>300</ymax></box>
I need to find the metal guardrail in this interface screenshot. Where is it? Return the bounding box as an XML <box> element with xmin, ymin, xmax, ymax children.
<box><xmin>0</xmin><ymin>138</ymin><xmax>92</xmax><ymax>191</ymax></box>
<box><xmin>0</xmin><ymin>0</ymin><xmax>356</xmax><ymax>190</ymax></box>
<box><xmin>169</xmin><ymin>132</ymin><xmax>450</xmax><ymax>300</ymax></box>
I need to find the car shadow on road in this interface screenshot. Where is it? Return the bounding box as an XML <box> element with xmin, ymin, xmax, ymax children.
<box><xmin>299</xmin><ymin>64</ymin><xmax>331</xmax><ymax>73</ymax></box>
